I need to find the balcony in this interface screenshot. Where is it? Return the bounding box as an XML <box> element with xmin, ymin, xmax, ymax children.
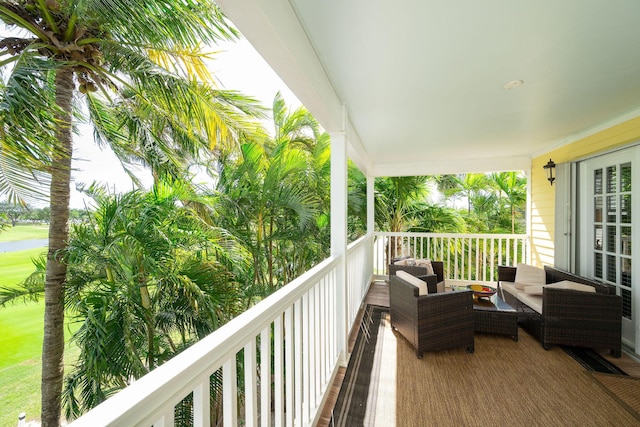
<box><xmin>69</xmin><ymin>232</ymin><xmax>531</xmax><ymax>426</ymax></box>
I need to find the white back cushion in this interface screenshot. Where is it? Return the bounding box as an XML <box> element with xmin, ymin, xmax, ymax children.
<box><xmin>514</xmin><ymin>263</ymin><xmax>546</xmax><ymax>290</ymax></box>
<box><xmin>547</xmin><ymin>280</ymin><xmax>596</xmax><ymax>293</ymax></box>
<box><xmin>396</xmin><ymin>270</ymin><xmax>429</xmax><ymax>296</ymax></box>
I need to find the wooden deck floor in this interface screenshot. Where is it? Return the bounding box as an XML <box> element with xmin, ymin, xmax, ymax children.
<box><xmin>316</xmin><ymin>280</ymin><xmax>640</xmax><ymax>426</ymax></box>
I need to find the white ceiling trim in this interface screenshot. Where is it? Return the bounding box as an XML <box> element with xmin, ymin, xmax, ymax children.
<box><xmin>373</xmin><ymin>156</ymin><xmax>532</xmax><ymax>178</ymax></box>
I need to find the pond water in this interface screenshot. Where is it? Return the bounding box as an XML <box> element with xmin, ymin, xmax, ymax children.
<box><xmin>0</xmin><ymin>239</ymin><xmax>48</xmax><ymax>253</ymax></box>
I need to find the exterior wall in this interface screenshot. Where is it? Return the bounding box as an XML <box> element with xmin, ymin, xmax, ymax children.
<box><xmin>530</xmin><ymin>116</ymin><xmax>640</xmax><ymax>268</ymax></box>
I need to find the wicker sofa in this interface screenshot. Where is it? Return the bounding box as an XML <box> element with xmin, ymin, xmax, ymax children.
<box><xmin>389</xmin><ymin>270</ymin><xmax>474</xmax><ymax>358</ymax></box>
<box><xmin>498</xmin><ymin>264</ymin><xmax>622</xmax><ymax>357</ymax></box>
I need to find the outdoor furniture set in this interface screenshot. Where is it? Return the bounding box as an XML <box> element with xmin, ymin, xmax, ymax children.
<box><xmin>388</xmin><ymin>259</ymin><xmax>623</xmax><ymax>359</ymax></box>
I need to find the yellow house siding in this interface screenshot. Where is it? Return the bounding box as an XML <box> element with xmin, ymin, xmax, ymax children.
<box><xmin>530</xmin><ymin>115</ymin><xmax>640</xmax><ymax>268</ymax></box>
<box><xmin>530</xmin><ymin>160</ymin><xmax>555</xmax><ymax>268</ymax></box>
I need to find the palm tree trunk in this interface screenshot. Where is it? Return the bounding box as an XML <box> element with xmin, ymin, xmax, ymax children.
<box><xmin>41</xmin><ymin>68</ymin><xmax>74</xmax><ymax>427</ymax></box>
<box><xmin>140</xmin><ymin>282</ymin><xmax>155</xmax><ymax>370</ymax></box>
<box><xmin>268</xmin><ymin>217</ymin><xmax>274</xmax><ymax>290</ymax></box>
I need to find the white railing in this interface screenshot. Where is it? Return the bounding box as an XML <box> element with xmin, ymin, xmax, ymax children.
<box><xmin>374</xmin><ymin>232</ymin><xmax>528</xmax><ymax>283</ymax></box>
<box><xmin>69</xmin><ymin>237</ymin><xmax>373</xmax><ymax>427</ymax></box>
<box><xmin>346</xmin><ymin>234</ymin><xmax>374</xmax><ymax>331</ymax></box>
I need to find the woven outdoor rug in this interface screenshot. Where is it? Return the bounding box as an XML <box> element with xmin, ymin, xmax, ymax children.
<box><xmin>334</xmin><ymin>305</ymin><xmax>639</xmax><ymax>426</ymax></box>
<box><xmin>587</xmin><ymin>372</ymin><xmax>640</xmax><ymax>421</ymax></box>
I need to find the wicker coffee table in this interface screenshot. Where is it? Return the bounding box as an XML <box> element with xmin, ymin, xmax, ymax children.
<box><xmin>471</xmin><ymin>288</ymin><xmax>518</xmax><ymax>341</ymax></box>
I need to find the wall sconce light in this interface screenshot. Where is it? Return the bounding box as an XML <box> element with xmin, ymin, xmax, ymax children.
<box><xmin>543</xmin><ymin>158</ymin><xmax>556</xmax><ymax>185</ymax></box>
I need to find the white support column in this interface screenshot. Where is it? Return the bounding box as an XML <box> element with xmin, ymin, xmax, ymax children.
<box><xmin>367</xmin><ymin>176</ymin><xmax>375</xmax><ymax>235</ymax></box>
<box><xmin>330</xmin><ymin>130</ymin><xmax>348</xmax><ymax>363</ymax></box>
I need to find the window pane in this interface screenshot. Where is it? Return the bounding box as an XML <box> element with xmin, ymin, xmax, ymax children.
<box><xmin>622</xmin><ymin>288</ymin><xmax>632</xmax><ymax>320</ymax></box>
<box><xmin>594</xmin><ymin>169</ymin><xmax>603</xmax><ymax>195</ymax></box>
<box><xmin>595</xmin><ymin>252</ymin><xmax>603</xmax><ymax>278</ymax></box>
<box><xmin>607</xmin><ymin>255</ymin><xmax>616</xmax><ymax>282</ymax></box>
<box><xmin>621</xmin><ymin>258</ymin><xmax>632</xmax><ymax>287</ymax></box>
<box><xmin>621</xmin><ymin>162</ymin><xmax>632</xmax><ymax>192</ymax></box>
<box><xmin>606</xmin><ymin>166</ymin><xmax>616</xmax><ymax>193</ymax></box>
<box><xmin>606</xmin><ymin>226</ymin><xmax>616</xmax><ymax>252</ymax></box>
<box><xmin>595</xmin><ymin>196</ymin><xmax>603</xmax><ymax>222</ymax></box>
<box><xmin>595</xmin><ymin>225</ymin><xmax>603</xmax><ymax>250</ymax></box>
<box><xmin>621</xmin><ymin>194</ymin><xmax>631</xmax><ymax>224</ymax></box>
<box><xmin>607</xmin><ymin>196</ymin><xmax>616</xmax><ymax>223</ymax></box>
<box><xmin>621</xmin><ymin>226</ymin><xmax>631</xmax><ymax>255</ymax></box>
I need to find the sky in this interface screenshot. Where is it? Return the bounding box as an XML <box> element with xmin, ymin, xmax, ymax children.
<box><xmin>68</xmin><ymin>36</ymin><xmax>302</xmax><ymax>209</ymax></box>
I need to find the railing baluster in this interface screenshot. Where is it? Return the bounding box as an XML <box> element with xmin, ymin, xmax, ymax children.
<box><xmin>223</xmin><ymin>358</ymin><xmax>237</xmax><ymax>427</ymax></box>
<box><xmin>193</xmin><ymin>376</ymin><xmax>210</xmax><ymax>427</ymax></box>
<box><xmin>285</xmin><ymin>306</ymin><xmax>294</xmax><ymax>427</ymax></box>
<box><xmin>303</xmin><ymin>288</ymin><xmax>316</xmax><ymax>423</ymax></box>
<box><xmin>490</xmin><ymin>238</ymin><xmax>495</xmax><ymax>280</ymax></box>
<box><xmin>294</xmin><ymin>300</ymin><xmax>303</xmax><ymax>426</ymax></box>
<box><xmin>275</xmin><ymin>312</ymin><xmax>285</xmax><ymax>427</ymax></box>
<box><xmin>244</xmin><ymin>339</ymin><xmax>258</xmax><ymax>427</ymax></box>
<box><xmin>154</xmin><ymin>408</ymin><xmax>174</xmax><ymax>427</ymax></box>
<box><xmin>318</xmin><ymin>278</ymin><xmax>325</xmax><ymax>390</ymax></box>
<box><xmin>260</xmin><ymin>327</ymin><xmax>271</xmax><ymax>427</ymax></box>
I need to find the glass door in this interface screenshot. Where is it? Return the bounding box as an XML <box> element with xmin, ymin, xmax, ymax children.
<box><xmin>579</xmin><ymin>149</ymin><xmax>638</xmax><ymax>351</ymax></box>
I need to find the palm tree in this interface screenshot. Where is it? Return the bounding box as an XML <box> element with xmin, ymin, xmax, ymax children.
<box><xmin>214</xmin><ymin>93</ymin><xmax>327</xmax><ymax>295</ymax></box>
<box><xmin>409</xmin><ymin>203</ymin><xmax>466</xmax><ymax>233</ymax></box>
<box><xmin>0</xmin><ymin>2</ymin><xmax>260</xmax><ymax>425</ymax></box>
<box><xmin>374</xmin><ymin>176</ymin><xmax>430</xmax><ymax>260</ymax></box>
<box><xmin>61</xmin><ymin>183</ymin><xmax>247</xmax><ymax>419</ymax></box>
<box><xmin>346</xmin><ymin>161</ymin><xmax>368</xmax><ymax>240</ymax></box>
<box><xmin>491</xmin><ymin>171</ymin><xmax>526</xmax><ymax>233</ymax></box>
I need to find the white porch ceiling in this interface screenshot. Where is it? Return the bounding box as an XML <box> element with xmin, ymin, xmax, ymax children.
<box><xmin>217</xmin><ymin>0</ymin><xmax>640</xmax><ymax>177</ymax></box>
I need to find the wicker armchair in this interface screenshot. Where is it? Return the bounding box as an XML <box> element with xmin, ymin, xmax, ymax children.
<box><xmin>389</xmin><ymin>272</ymin><xmax>474</xmax><ymax>358</ymax></box>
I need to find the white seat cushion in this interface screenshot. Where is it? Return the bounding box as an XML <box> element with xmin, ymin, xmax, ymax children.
<box><xmin>523</xmin><ymin>284</ymin><xmax>547</xmax><ymax>296</ymax></box>
<box><xmin>396</xmin><ymin>270</ymin><xmax>429</xmax><ymax>296</ymax></box>
<box><xmin>518</xmin><ymin>292</ymin><xmax>543</xmax><ymax>314</ymax></box>
<box><xmin>514</xmin><ymin>263</ymin><xmax>546</xmax><ymax>290</ymax></box>
<box><xmin>500</xmin><ymin>281</ymin><xmax>518</xmax><ymax>297</ymax></box>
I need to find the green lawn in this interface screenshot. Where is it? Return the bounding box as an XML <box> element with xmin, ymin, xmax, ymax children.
<box><xmin>0</xmin><ymin>247</ymin><xmax>46</xmax><ymax>288</ymax></box>
<box><xmin>0</xmin><ymin>304</ymin><xmax>79</xmax><ymax>427</ymax></box>
<box><xmin>0</xmin><ymin>242</ymin><xmax>79</xmax><ymax>426</ymax></box>
<box><xmin>0</xmin><ymin>224</ymin><xmax>49</xmax><ymax>242</ymax></box>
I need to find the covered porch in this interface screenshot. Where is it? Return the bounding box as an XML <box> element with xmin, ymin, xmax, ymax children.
<box><xmin>70</xmin><ymin>1</ymin><xmax>640</xmax><ymax>425</ymax></box>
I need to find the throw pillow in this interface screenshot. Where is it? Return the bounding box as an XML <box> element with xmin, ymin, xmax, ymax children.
<box><xmin>415</xmin><ymin>258</ymin><xmax>435</xmax><ymax>275</ymax></box>
<box><xmin>394</xmin><ymin>258</ymin><xmax>417</xmax><ymax>266</ymax></box>
<box><xmin>547</xmin><ymin>280</ymin><xmax>596</xmax><ymax>293</ymax></box>
<box><xmin>396</xmin><ymin>270</ymin><xmax>429</xmax><ymax>296</ymax></box>
<box><xmin>514</xmin><ymin>263</ymin><xmax>546</xmax><ymax>290</ymax></box>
